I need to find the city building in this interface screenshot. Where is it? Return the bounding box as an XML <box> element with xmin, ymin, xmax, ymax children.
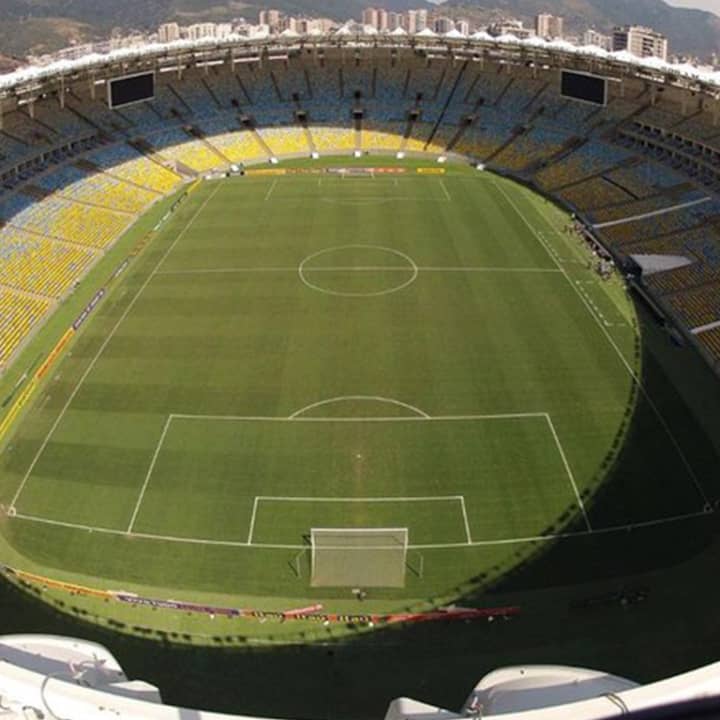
<box><xmin>258</xmin><ymin>9</ymin><xmax>282</xmax><ymax>30</ymax></box>
<box><xmin>612</xmin><ymin>25</ymin><xmax>668</xmax><ymax>61</ymax></box>
<box><xmin>362</xmin><ymin>8</ymin><xmax>379</xmax><ymax>28</ymax></box>
<box><xmin>108</xmin><ymin>33</ymin><xmax>147</xmax><ymax>50</ymax></box>
<box><xmin>279</xmin><ymin>16</ymin><xmax>297</xmax><ymax>33</ymax></box>
<box><xmin>158</xmin><ymin>23</ymin><xmax>180</xmax><ymax>43</ymax></box>
<box><xmin>377</xmin><ymin>8</ymin><xmax>389</xmax><ymax>31</ymax></box>
<box><xmin>583</xmin><ymin>28</ymin><xmax>612</xmax><ymax>50</ymax></box>
<box><xmin>488</xmin><ymin>20</ymin><xmax>535</xmax><ymax>39</ymax></box>
<box><xmin>536</xmin><ymin>14</ymin><xmax>564</xmax><ymax>40</ymax></box>
<box><xmin>387</xmin><ymin>12</ymin><xmax>404</xmax><ymax>31</ymax></box>
<box><xmin>405</xmin><ymin>9</ymin><xmax>428</xmax><ymax>34</ymax></box>
<box><xmin>434</xmin><ymin>17</ymin><xmax>455</xmax><ymax>35</ymax></box>
<box><xmin>186</xmin><ymin>23</ymin><xmax>217</xmax><ymax>41</ymax></box>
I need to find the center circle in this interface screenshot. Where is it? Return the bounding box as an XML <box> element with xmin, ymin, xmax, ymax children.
<box><xmin>298</xmin><ymin>244</ymin><xmax>419</xmax><ymax>297</ymax></box>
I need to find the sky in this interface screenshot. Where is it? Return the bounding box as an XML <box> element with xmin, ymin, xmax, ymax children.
<box><xmin>665</xmin><ymin>0</ymin><xmax>720</xmax><ymax>14</ymax></box>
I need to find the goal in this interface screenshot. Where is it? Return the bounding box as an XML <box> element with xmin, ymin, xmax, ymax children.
<box><xmin>310</xmin><ymin>528</ymin><xmax>408</xmax><ymax>588</ymax></box>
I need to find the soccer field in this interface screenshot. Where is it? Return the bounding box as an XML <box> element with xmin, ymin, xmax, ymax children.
<box><xmin>0</xmin><ymin>166</ymin><xmax>710</xmax><ymax>608</ymax></box>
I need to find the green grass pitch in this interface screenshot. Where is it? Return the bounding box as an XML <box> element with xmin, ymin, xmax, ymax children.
<box><xmin>0</xmin><ymin>163</ymin><xmax>712</xmax><ymax>613</ymax></box>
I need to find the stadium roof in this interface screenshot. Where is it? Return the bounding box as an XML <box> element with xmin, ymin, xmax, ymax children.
<box><xmin>0</xmin><ymin>30</ymin><xmax>719</xmax><ymax>99</ymax></box>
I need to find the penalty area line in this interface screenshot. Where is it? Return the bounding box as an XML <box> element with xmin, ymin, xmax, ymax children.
<box><xmin>127</xmin><ymin>415</ymin><xmax>174</xmax><ymax>533</ymax></box>
<box><xmin>247</xmin><ymin>496</ymin><xmax>260</xmax><ymax>545</ymax></box>
<box><xmin>459</xmin><ymin>496</ymin><xmax>473</xmax><ymax>544</ymax></box>
<box><xmin>166</xmin><ymin>411</ymin><xmax>549</xmax><ymax>423</ymax></box>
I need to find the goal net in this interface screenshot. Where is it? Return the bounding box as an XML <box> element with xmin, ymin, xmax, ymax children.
<box><xmin>310</xmin><ymin>528</ymin><xmax>408</xmax><ymax>588</ymax></box>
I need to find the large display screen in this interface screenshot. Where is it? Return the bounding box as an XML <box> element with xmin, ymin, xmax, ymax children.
<box><xmin>560</xmin><ymin>70</ymin><xmax>607</xmax><ymax>105</ymax></box>
<box><xmin>108</xmin><ymin>72</ymin><xmax>155</xmax><ymax>108</ymax></box>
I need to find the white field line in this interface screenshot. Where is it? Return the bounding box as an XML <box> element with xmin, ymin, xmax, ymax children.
<box><xmin>255</xmin><ymin>494</ymin><xmax>466</xmax><ymax>501</ymax></box>
<box><xmin>127</xmin><ymin>415</ymin><xmax>173</xmax><ymax>533</ymax></box>
<box><xmin>169</xmin><ymin>411</ymin><xmax>548</xmax><ymax>423</ymax></box>
<box><xmin>264</xmin><ymin>179</ymin><xmax>277</xmax><ymax>202</ymax></box>
<box><xmin>247</xmin><ymin>496</ymin><xmax>260</xmax><ymax>544</ymax></box>
<box><xmin>9</xmin><ymin>182</ymin><xmax>222</xmax><ymax>511</ymax></box>
<box><xmin>289</xmin><ymin>395</ymin><xmax>430</xmax><ymax>420</ymax></box>
<box><xmin>544</xmin><ymin>414</ymin><xmax>591</xmax><ymax>531</ymax></box>
<box><xmin>572</xmin><ymin>278</ymin><xmax>625</xmax><ymax>329</ymax></box>
<box><xmin>440</xmin><ymin>179</ymin><xmax>452</xmax><ymax>201</ymax></box>
<box><xmin>536</xmin><ymin>231</ymin><xmax>572</xmax><ymax>264</ymax></box>
<box><xmin>155</xmin><ymin>266</ymin><xmax>563</xmax><ymax>276</ymax></box>
<box><xmin>246</xmin><ymin>175</ymin><xmax>492</xmax><ymax>186</ymax></box>
<box><xmin>459</xmin><ymin>496</ymin><xmax>473</xmax><ymax>544</ymax></box>
<box><xmin>10</xmin><ymin>507</ymin><xmax>712</xmax><ymax>551</ymax></box>
<box><xmin>317</xmin><ymin>196</ymin><xmax>458</xmax><ymax>203</ymax></box>
<box><xmin>491</xmin><ymin>177</ymin><xmax>710</xmax><ymax>508</ymax></box>
<box><xmin>419</xmin><ymin>267</ymin><xmax>561</xmax><ymax>273</ymax></box>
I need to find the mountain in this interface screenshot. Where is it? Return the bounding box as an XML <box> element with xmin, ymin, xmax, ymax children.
<box><xmin>441</xmin><ymin>0</ymin><xmax>720</xmax><ymax>55</ymax></box>
<box><xmin>0</xmin><ymin>0</ymin><xmax>716</xmax><ymax>59</ymax></box>
<box><xmin>0</xmin><ymin>0</ymin><xmax>413</xmax><ymax>56</ymax></box>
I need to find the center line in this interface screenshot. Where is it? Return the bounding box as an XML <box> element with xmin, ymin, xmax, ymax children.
<box><xmin>155</xmin><ymin>266</ymin><xmax>562</xmax><ymax>275</ymax></box>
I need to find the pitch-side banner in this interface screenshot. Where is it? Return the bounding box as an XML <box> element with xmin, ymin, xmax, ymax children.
<box><xmin>0</xmin><ymin>563</ymin><xmax>519</xmax><ymax>626</ymax></box>
<box><xmin>245</xmin><ymin>168</ymin><xmax>287</xmax><ymax>176</ymax></box>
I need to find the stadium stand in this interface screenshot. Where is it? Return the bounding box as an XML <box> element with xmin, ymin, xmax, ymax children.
<box><xmin>698</xmin><ymin>327</ymin><xmax>720</xmax><ymax>359</ymax></box>
<box><xmin>310</xmin><ymin>126</ymin><xmax>356</xmax><ymax>152</ymax></box>
<box><xmin>205</xmin><ymin>129</ymin><xmax>267</xmax><ymax>163</ymax></box>
<box><xmin>0</xmin><ymin>288</ymin><xmax>51</xmax><ymax>367</ymax></box>
<box><xmin>86</xmin><ymin>144</ymin><xmax>181</xmax><ymax>193</ymax></box>
<box><xmin>35</xmin><ymin>164</ymin><xmax>157</xmax><ymax>214</ymax></box>
<box><xmin>0</xmin><ymin>228</ymin><xmax>95</xmax><ymax>298</ymax></box>
<box><xmin>171</xmin><ymin>77</ymin><xmax>219</xmax><ymax>118</ymax></box>
<box><xmin>203</xmin><ymin>68</ymin><xmax>247</xmax><ymax>111</ymax></box>
<box><xmin>666</xmin><ymin>285</ymin><xmax>720</xmax><ymax>329</ymax></box>
<box><xmin>492</xmin><ymin>127</ymin><xmax>569</xmax><ymax>172</ymax></box>
<box><xmin>361</xmin><ymin>123</ymin><xmax>404</xmax><ymax>151</ymax></box>
<box><xmin>535</xmin><ymin>141</ymin><xmax>634</xmax><ymax>190</ymax></box>
<box><xmin>147</xmin><ymin>128</ymin><xmax>226</xmax><ymax>173</ymax></box>
<box><xmin>560</xmin><ymin>177</ymin><xmax>634</xmax><ymax>210</ymax></box>
<box><xmin>259</xmin><ymin>126</ymin><xmax>309</xmax><ymax>156</ymax></box>
<box><xmin>5</xmin><ymin>195</ymin><xmax>129</xmax><ymax>249</ymax></box>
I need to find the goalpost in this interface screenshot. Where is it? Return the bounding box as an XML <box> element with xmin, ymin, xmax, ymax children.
<box><xmin>310</xmin><ymin>528</ymin><xmax>408</xmax><ymax>588</ymax></box>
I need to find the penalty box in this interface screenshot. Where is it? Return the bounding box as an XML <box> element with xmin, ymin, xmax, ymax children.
<box><xmin>128</xmin><ymin>412</ymin><xmax>586</xmax><ymax>546</ymax></box>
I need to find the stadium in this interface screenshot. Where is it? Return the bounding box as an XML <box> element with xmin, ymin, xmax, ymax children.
<box><xmin>0</xmin><ymin>25</ymin><xmax>719</xmax><ymax>719</ymax></box>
